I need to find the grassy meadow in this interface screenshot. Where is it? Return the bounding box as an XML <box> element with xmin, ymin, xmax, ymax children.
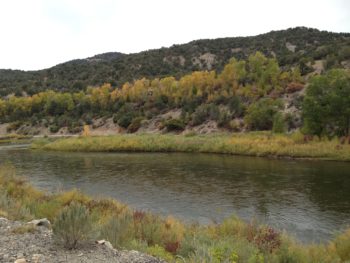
<box><xmin>32</xmin><ymin>132</ymin><xmax>350</xmax><ymax>161</ymax></box>
<box><xmin>1</xmin><ymin>164</ymin><xmax>350</xmax><ymax>262</ymax></box>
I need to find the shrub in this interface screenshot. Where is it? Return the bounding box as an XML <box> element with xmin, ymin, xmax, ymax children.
<box><xmin>247</xmin><ymin>226</ymin><xmax>281</xmax><ymax>253</ymax></box>
<box><xmin>290</xmin><ymin>130</ymin><xmax>305</xmax><ymax>144</ymax></box>
<box><xmin>11</xmin><ymin>224</ymin><xmax>37</xmax><ymax>234</ymax></box>
<box><xmin>164</xmin><ymin>118</ymin><xmax>185</xmax><ymax>131</ymax></box>
<box><xmin>68</xmin><ymin>125</ymin><xmax>83</xmax><ymax>134</ymax></box>
<box><xmin>146</xmin><ymin>244</ymin><xmax>174</xmax><ymax>262</ymax></box>
<box><xmin>286</xmin><ymin>82</ymin><xmax>304</xmax><ymax>93</ymax></box>
<box><xmin>192</xmin><ymin>104</ymin><xmax>210</xmax><ymax>126</ymax></box>
<box><xmin>127</xmin><ymin>117</ymin><xmax>144</xmax><ymax>133</ymax></box>
<box><xmin>228</xmin><ymin>96</ymin><xmax>244</xmax><ymax>117</ymax></box>
<box><xmin>49</xmin><ymin>125</ymin><xmax>60</xmax><ymax>133</ymax></box>
<box><xmin>272</xmin><ymin>112</ymin><xmax>286</xmax><ymax>133</ymax></box>
<box><xmin>6</xmin><ymin>121</ymin><xmax>23</xmax><ymax>132</ymax></box>
<box><xmin>0</xmin><ymin>192</ymin><xmax>32</xmax><ymax>220</ymax></box>
<box><xmin>245</xmin><ymin>99</ymin><xmax>283</xmax><ymax>131</ymax></box>
<box><xmin>334</xmin><ymin>229</ymin><xmax>350</xmax><ymax>261</ymax></box>
<box><xmin>217</xmin><ymin>109</ymin><xmax>232</xmax><ymax>128</ymax></box>
<box><xmin>99</xmin><ymin>212</ymin><xmax>133</xmax><ymax>248</ymax></box>
<box><xmin>53</xmin><ymin>202</ymin><xmax>93</xmax><ymax>249</ymax></box>
<box><xmin>117</xmin><ymin>114</ymin><xmax>133</xmax><ymax>129</ymax></box>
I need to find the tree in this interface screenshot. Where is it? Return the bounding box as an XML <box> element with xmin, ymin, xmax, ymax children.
<box><xmin>244</xmin><ymin>98</ymin><xmax>283</xmax><ymax>130</ymax></box>
<box><xmin>303</xmin><ymin>69</ymin><xmax>350</xmax><ymax>136</ymax></box>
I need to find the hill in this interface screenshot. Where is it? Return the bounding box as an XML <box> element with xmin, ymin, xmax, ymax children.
<box><xmin>0</xmin><ymin>27</ymin><xmax>349</xmax><ymax>96</ymax></box>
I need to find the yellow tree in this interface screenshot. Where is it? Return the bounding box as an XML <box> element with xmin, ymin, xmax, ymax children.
<box><xmin>219</xmin><ymin>58</ymin><xmax>246</xmax><ymax>93</ymax></box>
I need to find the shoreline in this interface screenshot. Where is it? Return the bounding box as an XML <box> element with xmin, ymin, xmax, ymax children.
<box><xmin>31</xmin><ymin>133</ymin><xmax>350</xmax><ymax>162</ymax></box>
<box><xmin>1</xmin><ymin>164</ymin><xmax>350</xmax><ymax>262</ymax></box>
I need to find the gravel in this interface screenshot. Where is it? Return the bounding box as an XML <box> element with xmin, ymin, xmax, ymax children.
<box><xmin>0</xmin><ymin>217</ymin><xmax>166</xmax><ymax>263</ymax></box>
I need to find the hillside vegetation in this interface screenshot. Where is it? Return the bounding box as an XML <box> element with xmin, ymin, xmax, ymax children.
<box><xmin>0</xmin><ymin>27</ymin><xmax>350</xmax><ymax>140</ymax></box>
<box><xmin>0</xmin><ymin>27</ymin><xmax>349</xmax><ymax>96</ymax></box>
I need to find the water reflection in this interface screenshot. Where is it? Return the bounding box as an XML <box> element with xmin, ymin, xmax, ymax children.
<box><xmin>1</xmin><ymin>147</ymin><xmax>350</xmax><ymax>242</ymax></box>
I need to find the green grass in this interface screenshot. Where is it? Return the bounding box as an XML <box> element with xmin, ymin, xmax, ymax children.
<box><xmin>32</xmin><ymin>132</ymin><xmax>350</xmax><ymax>161</ymax></box>
<box><xmin>1</xmin><ymin>164</ymin><xmax>350</xmax><ymax>262</ymax></box>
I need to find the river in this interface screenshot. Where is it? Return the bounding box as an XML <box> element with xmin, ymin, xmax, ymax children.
<box><xmin>1</xmin><ymin>144</ymin><xmax>350</xmax><ymax>243</ymax></box>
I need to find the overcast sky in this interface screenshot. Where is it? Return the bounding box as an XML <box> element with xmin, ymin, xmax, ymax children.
<box><xmin>0</xmin><ymin>0</ymin><xmax>349</xmax><ymax>71</ymax></box>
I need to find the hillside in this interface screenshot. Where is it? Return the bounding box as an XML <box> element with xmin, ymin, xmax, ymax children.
<box><xmin>0</xmin><ymin>27</ymin><xmax>349</xmax><ymax>96</ymax></box>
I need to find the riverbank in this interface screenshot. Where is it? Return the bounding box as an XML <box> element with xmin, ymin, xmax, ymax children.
<box><xmin>1</xmin><ymin>165</ymin><xmax>350</xmax><ymax>262</ymax></box>
<box><xmin>32</xmin><ymin>132</ymin><xmax>350</xmax><ymax>161</ymax></box>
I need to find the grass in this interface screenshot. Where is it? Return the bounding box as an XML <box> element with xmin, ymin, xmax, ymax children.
<box><xmin>1</xmin><ymin>164</ymin><xmax>350</xmax><ymax>262</ymax></box>
<box><xmin>0</xmin><ymin>134</ymin><xmax>33</xmax><ymax>145</ymax></box>
<box><xmin>31</xmin><ymin>132</ymin><xmax>350</xmax><ymax>161</ymax></box>
<box><xmin>11</xmin><ymin>224</ymin><xmax>38</xmax><ymax>234</ymax></box>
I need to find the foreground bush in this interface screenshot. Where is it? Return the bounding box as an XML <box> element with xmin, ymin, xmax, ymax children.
<box><xmin>53</xmin><ymin>202</ymin><xmax>93</xmax><ymax>249</ymax></box>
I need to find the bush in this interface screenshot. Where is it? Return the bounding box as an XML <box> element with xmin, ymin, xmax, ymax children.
<box><xmin>127</xmin><ymin>117</ymin><xmax>144</xmax><ymax>133</ymax></box>
<box><xmin>146</xmin><ymin>244</ymin><xmax>174</xmax><ymax>262</ymax></box>
<box><xmin>228</xmin><ymin>96</ymin><xmax>244</xmax><ymax>117</ymax></box>
<box><xmin>334</xmin><ymin>229</ymin><xmax>350</xmax><ymax>261</ymax></box>
<box><xmin>6</xmin><ymin>121</ymin><xmax>23</xmax><ymax>132</ymax></box>
<box><xmin>192</xmin><ymin>104</ymin><xmax>210</xmax><ymax>126</ymax></box>
<box><xmin>192</xmin><ymin>104</ymin><xmax>220</xmax><ymax>126</ymax></box>
<box><xmin>164</xmin><ymin>118</ymin><xmax>185</xmax><ymax>131</ymax></box>
<box><xmin>99</xmin><ymin>212</ymin><xmax>133</xmax><ymax>248</ymax></box>
<box><xmin>217</xmin><ymin>109</ymin><xmax>232</xmax><ymax>128</ymax></box>
<box><xmin>53</xmin><ymin>202</ymin><xmax>93</xmax><ymax>249</ymax></box>
<box><xmin>272</xmin><ymin>112</ymin><xmax>286</xmax><ymax>133</ymax></box>
<box><xmin>286</xmin><ymin>82</ymin><xmax>304</xmax><ymax>93</ymax></box>
<box><xmin>245</xmin><ymin>99</ymin><xmax>283</xmax><ymax>131</ymax></box>
<box><xmin>49</xmin><ymin>125</ymin><xmax>60</xmax><ymax>133</ymax></box>
<box><xmin>118</xmin><ymin>114</ymin><xmax>133</xmax><ymax>129</ymax></box>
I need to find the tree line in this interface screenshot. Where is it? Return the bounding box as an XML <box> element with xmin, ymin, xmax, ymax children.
<box><xmin>1</xmin><ymin>52</ymin><xmax>349</xmax><ymax>137</ymax></box>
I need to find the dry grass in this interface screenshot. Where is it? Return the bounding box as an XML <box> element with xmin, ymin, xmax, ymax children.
<box><xmin>32</xmin><ymin>132</ymin><xmax>350</xmax><ymax>161</ymax></box>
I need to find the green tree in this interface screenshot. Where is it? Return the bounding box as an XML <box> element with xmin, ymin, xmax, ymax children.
<box><xmin>245</xmin><ymin>98</ymin><xmax>283</xmax><ymax>130</ymax></box>
<box><xmin>303</xmin><ymin>69</ymin><xmax>350</xmax><ymax>136</ymax></box>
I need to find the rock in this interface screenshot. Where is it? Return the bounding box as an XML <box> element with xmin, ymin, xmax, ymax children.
<box><xmin>14</xmin><ymin>258</ymin><xmax>27</xmax><ymax>263</ymax></box>
<box><xmin>96</xmin><ymin>240</ymin><xmax>116</xmax><ymax>253</ymax></box>
<box><xmin>27</xmin><ymin>218</ymin><xmax>51</xmax><ymax>228</ymax></box>
<box><xmin>104</xmin><ymin>241</ymin><xmax>114</xmax><ymax>251</ymax></box>
<box><xmin>96</xmin><ymin>239</ymin><xmax>106</xmax><ymax>245</ymax></box>
<box><xmin>0</xmin><ymin>217</ymin><xmax>8</xmax><ymax>226</ymax></box>
<box><xmin>32</xmin><ymin>254</ymin><xmax>44</xmax><ymax>263</ymax></box>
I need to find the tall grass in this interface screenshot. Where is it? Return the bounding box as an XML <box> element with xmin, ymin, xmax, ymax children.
<box><xmin>32</xmin><ymin>132</ymin><xmax>350</xmax><ymax>161</ymax></box>
<box><xmin>1</xmin><ymin>165</ymin><xmax>350</xmax><ymax>262</ymax></box>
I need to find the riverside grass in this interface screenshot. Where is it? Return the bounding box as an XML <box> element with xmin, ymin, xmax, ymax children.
<box><xmin>32</xmin><ymin>132</ymin><xmax>350</xmax><ymax>161</ymax></box>
<box><xmin>1</xmin><ymin>164</ymin><xmax>350</xmax><ymax>262</ymax></box>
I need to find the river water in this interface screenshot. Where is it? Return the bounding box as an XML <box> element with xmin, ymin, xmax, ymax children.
<box><xmin>1</xmin><ymin>144</ymin><xmax>350</xmax><ymax>243</ymax></box>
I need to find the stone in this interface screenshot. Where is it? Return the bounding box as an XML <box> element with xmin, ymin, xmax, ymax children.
<box><xmin>27</xmin><ymin>218</ymin><xmax>51</xmax><ymax>228</ymax></box>
<box><xmin>96</xmin><ymin>240</ymin><xmax>116</xmax><ymax>253</ymax></box>
<box><xmin>104</xmin><ymin>241</ymin><xmax>114</xmax><ymax>251</ymax></box>
<box><xmin>32</xmin><ymin>254</ymin><xmax>44</xmax><ymax>263</ymax></box>
<box><xmin>14</xmin><ymin>258</ymin><xmax>27</xmax><ymax>263</ymax></box>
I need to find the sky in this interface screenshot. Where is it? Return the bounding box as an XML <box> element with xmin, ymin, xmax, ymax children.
<box><xmin>0</xmin><ymin>0</ymin><xmax>349</xmax><ymax>71</ymax></box>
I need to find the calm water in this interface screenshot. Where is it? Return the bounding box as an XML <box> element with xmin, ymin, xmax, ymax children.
<box><xmin>1</xmin><ymin>145</ymin><xmax>350</xmax><ymax>243</ymax></box>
